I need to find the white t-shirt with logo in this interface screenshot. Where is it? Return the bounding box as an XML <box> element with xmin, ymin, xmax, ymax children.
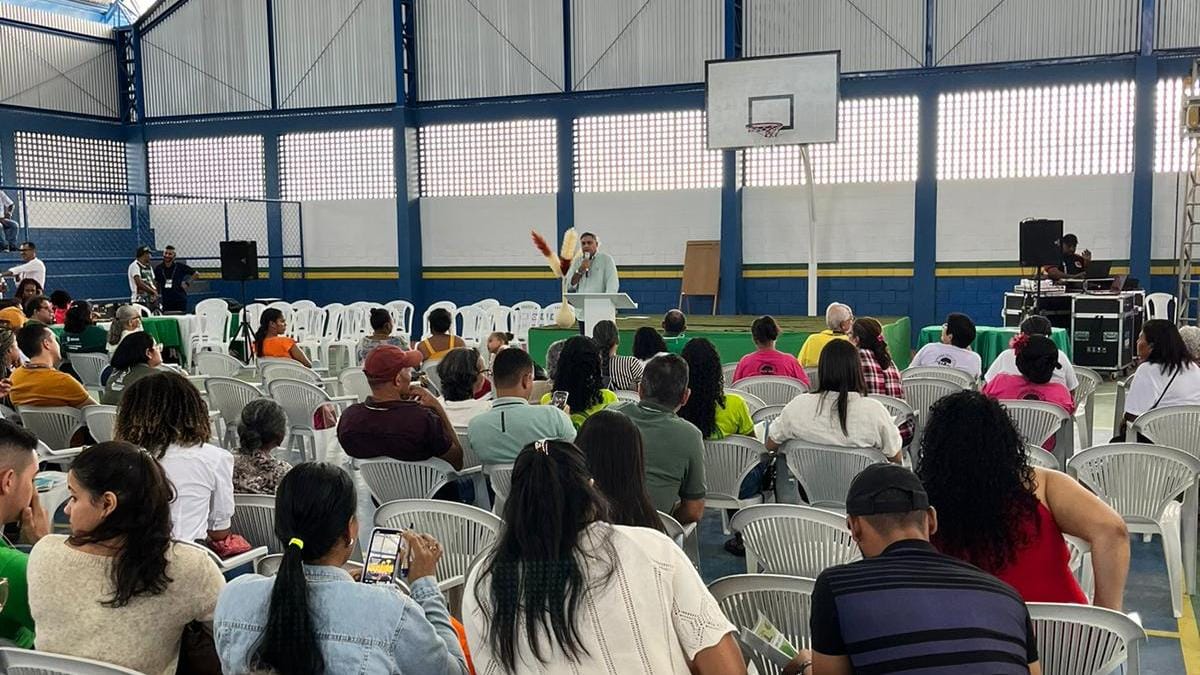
<box><xmin>985</xmin><ymin>347</ymin><xmax>1079</xmax><ymax>390</ymax></box>
<box><xmin>1124</xmin><ymin>361</ymin><xmax>1200</xmax><ymax>417</ymax></box>
<box><xmin>911</xmin><ymin>342</ymin><xmax>983</xmax><ymax>379</ymax></box>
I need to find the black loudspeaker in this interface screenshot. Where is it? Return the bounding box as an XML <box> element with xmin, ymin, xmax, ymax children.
<box><xmin>219</xmin><ymin>241</ymin><xmax>259</xmax><ymax>281</ymax></box>
<box><xmin>1019</xmin><ymin>219</ymin><xmax>1064</xmax><ymax>267</ymax></box>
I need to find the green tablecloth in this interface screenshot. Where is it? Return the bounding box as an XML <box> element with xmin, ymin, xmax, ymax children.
<box><xmin>53</xmin><ymin>316</ymin><xmax>188</xmax><ymax>363</ymax></box>
<box><xmin>916</xmin><ymin>325</ymin><xmax>1071</xmax><ymax>371</ymax></box>
<box><xmin>528</xmin><ymin>316</ymin><xmax>912</xmax><ymax>371</ymax></box>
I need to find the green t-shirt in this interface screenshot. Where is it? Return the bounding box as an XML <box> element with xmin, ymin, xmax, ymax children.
<box><xmin>0</xmin><ymin>539</ymin><xmax>34</xmax><ymax>648</ymax></box>
<box><xmin>541</xmin><ymin>388</ymin><xmax>619</xmax><ymax>429</ymax></box>
<box><xmin>62</xmin><ymin>325</ymin><xmax>108</xmax><ymax>354</ymax></box>
<box><xmin>709</xmin><ymin>392</ymin><xmax>756</xmax><ymax>440</ymax></box>
<box><xmin>101</xmin><ymin>363</ymin><xmax>157</xmax><ymax>406</ymax></box>
<box><xmin>663</xmin><ymin>333</ymin><xmax>688</xmax><ymax>354</ymax></box>
<box><xmin>611</xmin><ymin>400</ymin><xmax>706</xmax><ymax>514</ymax></box>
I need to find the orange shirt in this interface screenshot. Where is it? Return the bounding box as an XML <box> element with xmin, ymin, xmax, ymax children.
<box><xmin>258</xmin><ymin>336</ymin><xmax>297</xmax><ymax>359</ymax></box>
<box><xmin>10</xmin><ymin>366</ymin><xmax>93</xmax><ymax>408</ymax></box>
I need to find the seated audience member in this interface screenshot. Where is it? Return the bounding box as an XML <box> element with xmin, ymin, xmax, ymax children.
<box><xmin>981</xmin><ymin>335</ymin><xmax>1076</xmax><ymax>436</ymax></box>
<box><xmin>232</xmin><ymin>399</ymin><xmax>291</xmax><ymax>495</ymax></box>
<box><xmin>357</xmin><ymin>307</ymin><xmax>409</xmax><ymax>364</ymax></box>
<box><xmin>0</xmin><ymin>305</ymin><xmax>24</xmax><ymax>330</ymax></box>
<box><xmin>539</xmin><ymin>336</ymin><xmax>619</xmax><ymax>428</ymax></box>
<box><xmin>787</xmin><ymin>464</ymin><xmax>1042</xmax><ymax>675</ymax></box>
<box><xmin>632</xmin><ymin>325</ymin><xmax>668</xmax><ymax>361</ymax></box>
<box><xmin>612</xmin><ymin>353</ymin><xmax>707</xmax><ymax>524</ymax></box>
<box><xmin>469</xmin><ymin>348</ymin><xmax>575</xmax><ymax>465</ymax></box>
<box><xmin>1181</xmin><ymin>324</ymin><xmax>1200</xmax><ymax>360</ymax></box>
<box><xmin>1123</xmin><ymin>319</ymin><xmax>1200</xmax><ymax>427</ymax></box>
<box><xmin>417</xmin><ymin>308</ymin><xmax>466</xmax><ymax>363</ymax></box>
<box><xmin>919</xmin><ymin>391</ymin><xmax>1129</xmax><ymax>608</ymax></box>
<box><xmin>436</xmin><ymin>348</ymin><xmax>492</xmax><ymax>427</ymax></box>
<box><xmin>486</xmin><ymin>330</ymin><xmax>512</xmax><ymax>361</ymax></box>
<box><xmin>733</xmin><ymin>315</ymin><xmax>811</xmax><ymax>385</ymax></box>
<box><xmin>115</xmin><ymin>372</ymin><xmax>234</xmax><ymax>544</ymax></box>
<box><xmin>767</xmin><ymin>340</ymin><xmax>902</xmax><ymax>463</ymax></box>
<box><xmin>106</xmin><ymin>304</ymin><xmax>142</xmax><ymax>354</ymax></box>
<box><xmin>216</xmin><ymin>463</ymin><xmax>468</xmax><ymax>673</ymax></box>
<box><xmin>530</xmin><ymin>338</ymin><xmax>567</xmax><ymax>402</ymax></box>
<box><xmin>985</xmin><ymin>315</ymin><xmax>1078</xmax><ymax>389</ymax></box>
<box><xmin>0</xmin><ymin>327</ymin><xmax>19</xmax><ymax>398</ymax></box>
<box><xmin>22</xmin><ymin>295</ymin><xmax>52</xmax><ymax>325</ymax></box>
<box><xmin>852</xmin><ymin>317</ymin><xmax>912</xmax><ymax>444</ymax></box>
<box><xmin>28</xmin><ymin>441</ymin><xmax>225</xmax><ymax>674</ymax></box>
<box><xmin>577</xmin><ymin>410</ymin><xmax>664</xmax><ymax>531</ymax></box>
<box><xmin>254</xmin><ymin>307</ymin><xmax>311</xmax><ymax>366</ymax></box>
<box><xmin>797</xmin><ymin>302</ymin><xmax>854</xmax><ymax>367</ymax></box>
<box><xmin>101</xmin><ymin>332</ymin><xmax>162</xmax><ymax>406</ymax></box>
<box><xmin>662</xmin><ymin>309</ymin><xmax>688</xmax><ymax>352</ymax></box>
<box><xmin>14</xmin><ymin>279</ymin><xmax>41</xmax><ymax>306</ymax></box>
<box><xmin>0</xmin><ymin>421</ymin><xmax>47</xmax><ymax>648</ymax></box>
<box><xmin>10</xmin><ymin>324</ymin><xmax>97</xmax><ymax>409</ymax></box>
<box><xmin>679</xmin><ymin>337</ymin><xmax>754</xmax><ymax>439</ymax></box>
<box><xmin>49</xmin><ymin>290</ymin><xmax>70</xmax><ymax>324</ymax></box>
<box><xmin>337</xmin><ymin>345</ymin><xmax>463</xmax><ymax>469</ymax></box>
<box><xmin>594</xmin><ymin>319</ymin><xmax>643</xmax><ymax>391</ymax></box>
<box><xmin>464</xmin><ymin>440</ymin><xmax>743</xmax><ymax>675</ymax></box>
<box><xmin>61</xmin><ymin>301</ymin><xmax>107</xmax><ymax>354</ymax></box>
<box><xmin>911</xmin><ymin>312</ymin><xmax>982</xmax><ymax>378</ymax></box>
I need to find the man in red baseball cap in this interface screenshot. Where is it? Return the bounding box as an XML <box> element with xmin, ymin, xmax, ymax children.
<box><xmin>336</xmin><ymin>345</ymin><xmax>463</xmax><ymax>472</ymax></box>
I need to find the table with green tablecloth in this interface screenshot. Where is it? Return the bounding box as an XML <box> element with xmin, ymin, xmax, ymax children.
<box><xmin>52</xmin><ymin>316</ymin><xmax>193</xmax><ymax>363</ymax></box>
<box><xmin>916</xmin><ymin>325</ymin><xmax>1071</xmax><ymax>371</ymax></box>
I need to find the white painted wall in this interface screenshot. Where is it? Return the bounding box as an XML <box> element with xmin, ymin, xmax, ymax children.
<box><xmin>421</xmin><ymin>195</ymin><xmax>556</xmax><ymax>266</ymax></box>
<box><xmin>742</xmin><ymin>183</ymin><xmax>915</xmax><ymax>263</ymax></box>
<box><xmin>936</xmin><ymin>175</ymin><xmax>1134</xmax><ymax>262</ymax></box>
<box><xmin>26</xmin><ymin>202</ymin><xmax>130</xmax><ymax>230</ymax></box>
<box><xmin>574</xmin><ymin>190</ymin><xmax>721</xmax><ymax>265</ymax></box>
<box><xmin>301</xmin><ymin>199</ymin><xmax>398</xmax><ymax>267</ymax></box>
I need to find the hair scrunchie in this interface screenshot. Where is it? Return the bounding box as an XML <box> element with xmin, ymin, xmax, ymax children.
<box><xmin>288</xmin><ymin>537</ymin><xmax>304</xmax><ymax>550</ymax></box>
<box><xmin>1010</xmin><ymin>332</ymin><xmax>1031</xmax><ymax>353</ymax></box>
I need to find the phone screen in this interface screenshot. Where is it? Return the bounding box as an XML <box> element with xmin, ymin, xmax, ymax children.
<box><xmin>362</xmin><ymin>528</ymin><xmax>408</xmax><ymax>585</ymax></box>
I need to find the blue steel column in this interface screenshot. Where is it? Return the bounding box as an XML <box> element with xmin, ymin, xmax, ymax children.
<box><xmin>1129</xmin><ymin>0</ymin><xmax>1157</xmax><ymax>285</ymax></box>
<box><xmin>263</xmin><ymin>134</ymin><xmax>285</xmax><ymax>299</ymax></box>
<box><xmin>394</xmin><ymin>0</ymin><xmax>422</xmax><ymax>307</ymax></box>
<box><xmin>718</xmin><ymin>0</ymin><xmax>743</xmax><ymax>314</ymax></box>
<box><xmin>911</xmin><ymin>85</ymin><xmax>939</xmax><ymax>337</ymax></box>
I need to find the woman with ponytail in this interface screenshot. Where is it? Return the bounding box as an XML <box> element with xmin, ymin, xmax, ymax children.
<box><xmin>215</xmin><ymin>463</ymin><xmax>468</xmax><ymax>674</ymax></box>
<box><xmin>254</xmin><ymin>307</ymin><xmax>311</xmax><ymax>366</ymax></box>
<box><xmin>982</xmin><ymin>334</ymin><xmax>1076</xmax><ymax>450</ymax></box>
<box><xmin>465</xmin><ymin>440</ymin><xmax>745</xmax><ymax>674</ymax></box>
<box><xmin>27</xmin><ymin>441</ymin><xmax>226</xmax><ymax>675</ymax></box>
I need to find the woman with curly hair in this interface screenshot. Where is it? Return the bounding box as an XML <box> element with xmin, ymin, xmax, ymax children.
<box><xmin>539</xmin><ymin>335</ymin><xmax>618</xmax><ymax>428</ymax></box>
<box><xmin>678</xmin><ymin>338</ymin><xmax>753</xmax><ymax>440</ymax></box>
<box><xmin>918</xmin><ymin>390</ymin><xmax>1129</xmax><ymax>609</ymax></box>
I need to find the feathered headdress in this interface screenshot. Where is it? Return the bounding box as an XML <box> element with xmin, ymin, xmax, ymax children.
<box><xmin>530</xmin><ymin>228</ymin><xmax>579</xmax><ymax>277</ymax></box>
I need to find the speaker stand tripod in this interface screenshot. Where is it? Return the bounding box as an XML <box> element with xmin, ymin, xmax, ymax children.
<box><xmin>236</xmin><ymin>279</ymin><xmax>256</xmax><ymax>365</ymax></box>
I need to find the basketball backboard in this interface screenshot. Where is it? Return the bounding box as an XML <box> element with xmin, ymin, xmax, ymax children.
<box><xmin>705</xmin><ymin>51</ymin><xmax>840</xmax><ymax>150</ymax></box>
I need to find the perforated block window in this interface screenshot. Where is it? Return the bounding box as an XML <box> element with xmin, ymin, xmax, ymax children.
<box><xmin>574</xmin><ymin>111</ymin><xmax>722</xmax><ymax>192</ymax></box>
<box><xmin>1156</xmin><ymin>77</ymin><xmax>1200</xmax><ymax>173</ymax></box>
<box><xmin>419</xmin><ymin>120</ymin><xmax>557</xmax><ymax>197</ymax></box>
<box><xmin>14</xmin><ymin>132</ymin><xmax>128</xmax><ymax>202</ymax></box>
<box><xmin>148</xmin><ymin>136</ymin><xmax>266</xmax><ymax>203</ymax></box>
<box><xmin>281</xmin><ymin>129</ymin><xmax>395</xmax><ymax>201</ymax></box>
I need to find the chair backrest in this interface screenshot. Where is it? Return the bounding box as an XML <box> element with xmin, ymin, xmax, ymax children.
<box><xmin>541</xmin><ymin>302</ymin><xmax>563</xmax><ymax>326</ymax></box>
<box><xmin>452</xmin><ymin>428</ymin><xmax>482</xmax><ymax>470</ymax></box>
<box><xmin>869</xmin><ymin>394</ymin><xmax>915</xmax><ymax>425</ymax></box>
<box><xmin>902</xmin><ymin>365</ymin><xmax>976</xmax><ymax>389</ymax></box>
<box><xmin>231</xmin><ymin>493</ymin><xmax>281</xmax><ymax>554</ymax></box>
<box><xmin>204</xmin><ymin>377</ymin><xmax>265</xmax><ymax>431</ymax></box>
<box><xmin>612</xmin><ymin>389</ymin><xmax>639</xmax><ymax>403</ymax></box>
<box><xmin>193</xmin><ymin>307</ymin><xmax>232</xmax><ymax>345</ymax></box>
<box><xmin>485</xmin><ymin>463</ymin><xmax>514</xmax><ymax>513</ymax></box>
<box><xmin>703</xmin><ymin>436</ymin><xmax>769</xmax><ymax>502</ymax></box>
<box><xmin>722</xmin><ymin>362</ymin><xmax>738</xmax><ymax>385</ymax></box>
<box><xmin>751</xmin><ymin>403</ymin><xmax>785</xmax><ymax>425</ymax></box>
<box><xmin>132</xmin><ymin>303</ymin><xmax>153</xmax><ymax>317</ymax></box>
<box><xmin>266</xmin><ymin>379</ymin><xmax>331</xmax><ymax>433</ymax></box>
<box><xmin>320</xmin><ymin>303</ymin><xmax>346</xmax><ymax>340</ymax></box>
<box><xmin>1145</xmin><ymin>292</ymin><xmax>1176</xmax><ymax>321</ymax></box>
<box><xmin>194</xmin><ymin>351</ymin><xmax>246</xmax><ymax>377</ymax></box>
<box><xmin>243</xmin><ymin>303</ymin><xmax>267</xmax><ymax>332</ymax></box>
<box><xmin>83</xmin><ymin>405</ymin><xmax>118</xmax><ymax>443</ymax></box>
<box><xmin>1026</xmin><ymin>443</ymin><xmax>1061</xmax><ymax>470</ymax></box>
<box><xmin>194</xmin><ymin>297</ymin><xmax>228</xmax><ymax>315</ymax></box>
<box><xmin>339</xmin><ymin>367</ymin><xmax>372</xmax><ymax>403</ymax></box>
<box><xmin>488</xmin><ymin>305</ymin><xmax>514</xmax><ymax>334</ymax></box>
<box><xmin>782</xmin><ymin>440</ymin><xmax>887</xmax><ymax>509</ymax></box>
<box><xmin>254</xmin><ymin>555</ymin><xmax>368</xmax><ymax>583</ymax></box>
<box><xmin>1130</xmin><ymin>405</ymin><xmax>1200</xmax><ymax>460</ymax></box>
<box><xmin>385</xmin><ymin>300</ymin><xmax>415</xmax><ymax>338</ymax></box>
<box><xmin>474</xmin><ymin>298</ymin><xmax>500</xmax><ymax>311</ymax></box>
<box><xmin>358</xmin><ymin>457</ymin><xmax>455</xmax><ymax>502</ymax></box>
<box><xmin>69</xmin><ymin>353</ymin><xmax>109</xmax><ymax>388</ymax></box>
<box><xmin>266</xmin><ymin>301</ymin><xmax>294</xmax><ymax>331</ymax></box>
<box><xmin>731</xmin><ymin>389</ymin><xmax>767</xmax><ymax>414</ymax></box>
<box><xmin>0</xmin><ymin>647</ymin><xmax>143</xmax><ymax>674</ymax></box>
<box><xmin>657</xmin><ymin>509</ymin><xmax>687</xmax><ymax>543</ymax></box>
<box><xmin>291</xmin><ymin>306</ymin><xmax>327</xmax><ymax>343</ymax></box>
<box><xmin>18</xmin><ymin>406</ymin><xmax>83</xmax><ymax>450</ymax></box>
<box><xmin>901</xmin><ymin>377</ymin><xmax>963</xmax><ymax>420</ymax></box>
<box><xmin>509</xmin><ymin>301</ymin><xmax>543</xmax><ymax>342</ymax></box>
<box><xmin>291</xmin><ymin>299</ymin><xmax>318</xmax><ymax>310</ymax></box>
<box><xmin>422</xmin><ymin>301</ymin><xmax>458</xmax><ymax>338</ymax></box>
<box><xmin>374</xmin><ymin>499</ymin><xmax>502</xmax><ymax>589</ymax></box>
<box><xmin>261</xmin><ymin>361</ymin><xmax>322</xmax><ymax>385</ymax></box>
<box><xmin>338</xmin><ymin>304</ymin><xmax>372</xmax><ymax>341</ymax></box>
<box><xmin>1073</xmin><ymin>366</ymin><xmax>1102</xmax><ymax>410</ymax></box>
<box><xmin>731</xmin><ymin>503</ymin><xmax>860</xmax><ymax>577</ymax></box>
<box><xmin>804</xmin><ymin>366</ymin><xmax>820</xmax><ymax>390</ymax></box>
<box><xmin>707</xmin><ymin>574</ymin><xmax>816</xmax><ymax>675</ymax></box>
<box><xmin>454</xmin><ymin>305</ymin><xmax>487</xmax><ymax>344</ymax></box>
<box><xmin>730</xmin><ymin>376</ymin><xmax>808</xmax><ymax>406</ymax></box>
<box><xmin>1001</xmin><ymin>400</ymin><xmax>1070</xmax><ymax>447</ymax></box>
<box><xmin>1027</xmin><ymin>602</ymin><xmax>1147</xmax><ymax>675</ymax></box>
<box><xmin>1069</xmin><ymin>443</ymin><xmax>1200</xmax><ymax>523</ymax></box>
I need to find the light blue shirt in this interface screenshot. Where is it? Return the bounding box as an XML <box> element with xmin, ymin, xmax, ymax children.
<box><xmin>467</xmin><ymin>396</ymin><xmax>576</xmax><ymax>465</ymax></box>
<box><xmin>214</xmin><ymin>565</ymin><xmax>467</xmax><ymax>675</ymax></box>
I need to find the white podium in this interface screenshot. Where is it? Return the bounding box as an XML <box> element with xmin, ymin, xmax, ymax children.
<box><xmin>565</xmin><ymin>292</ymin><xmax>638</xmax><ymax>336</ymax></box>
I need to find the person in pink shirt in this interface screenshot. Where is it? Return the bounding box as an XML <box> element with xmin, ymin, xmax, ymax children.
<box><xmin>733</xmin><ymin>315</ymin><xmax>811</xmax><ymax>387</ymax></box>
<box><xmin>982</xmin><ymin>335</ymin><xmax>1075</xmax><ymax>450</ymax></box>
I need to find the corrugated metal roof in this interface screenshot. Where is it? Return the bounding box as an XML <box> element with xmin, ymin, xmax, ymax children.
<box><xmin>1157</xmin><ymin>0</ymin><xmax>1200</xmax><ymax>49</ymax></box>
<box><xmin>0</xmin><ymin>21</ymin><xmax>119</xmax><ymax>116</ymax></box>
<box><xmin>0</xmin><ymin>3</ymin><xmax>115</xmax><ymax>37</ymax></box>
<box><xmin>745</xmin><ymin>0</ymin><xmax>923</xmax><ymax>72</ymax></box>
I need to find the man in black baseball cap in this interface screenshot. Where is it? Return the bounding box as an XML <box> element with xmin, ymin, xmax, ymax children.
<box><xmin>782</xmin><ymin>464</ymin><xmax>1041</xmax><ymax>675</ymax></box>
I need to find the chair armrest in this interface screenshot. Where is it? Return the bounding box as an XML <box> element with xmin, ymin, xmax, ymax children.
<box><xmin>46</xmin><ymin>446</ymin><xmax>85</xmax><ymax>459</ymax></box>
<box><xmin>217</xmin><ymin>545</ymin><xmax>269</xmax><ymax>572</ymax></box>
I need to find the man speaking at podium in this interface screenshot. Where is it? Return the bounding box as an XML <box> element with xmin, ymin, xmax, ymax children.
<box><xmin>566</xmin><ymin>232</ymin><xmax>620</xmax><ymax>296</ymax></box>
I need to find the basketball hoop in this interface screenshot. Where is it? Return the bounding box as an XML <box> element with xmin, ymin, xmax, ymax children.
<box><xmin>747</xmin><ymin>122</ymin><xmax>785</xmax><ymax>138</ymax></box>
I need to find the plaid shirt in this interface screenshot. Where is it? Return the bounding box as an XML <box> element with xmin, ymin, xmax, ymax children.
<box><xmin>859</xmin><ymin>348</ymin><xmax>913</xmax><ymax>444</ymax></box>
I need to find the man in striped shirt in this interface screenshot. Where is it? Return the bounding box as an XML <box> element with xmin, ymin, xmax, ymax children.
<box><xmin>786</xmin><ymin>464</ymin><xmax>1041</xmax><ymax>674</ymax></box>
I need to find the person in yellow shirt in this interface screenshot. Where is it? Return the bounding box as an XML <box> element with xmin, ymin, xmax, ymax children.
<box><xmin>539</xmin><ymin>336</ymin><xmax>619</xmax><ymax>428</ymax></box>
<box><xmin>677</xmin><ymin>338</ymin><xmax>754</xmax><ymax>439</ymax></box>
<box><xmin>10</xmin><ymin>323</ymin><xmax>96</xmax><ymax>409</ymax></box>
<box><xmin>797</xmin><ymin>302</ymin><xmax>854</xmax><ymax>368</ymax></box>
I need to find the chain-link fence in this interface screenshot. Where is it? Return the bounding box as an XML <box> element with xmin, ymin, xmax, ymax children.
<box><xmin>0</xmin><ymin>185</ymin><xmax>306</xmax><ymax>305</ymax></box>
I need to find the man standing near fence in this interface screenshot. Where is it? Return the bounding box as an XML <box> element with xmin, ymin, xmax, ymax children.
<box><xmin>154</xmin><ymin>245</ymin><xmax>194</xmax><ymax>314</ymax></box>
<box><xmin>0</xmin><ymin>191</ymin><xmax>18</xmax><ymax>252</ymax></box>
<box><xmin>128</xmin><ymin>246</ymin><xmax>158</xmax><ymax>308</ymax></box>
<box><xmin>0</xmin><ymin>243</ymin><xmax>45</xmax><ymax>299</ymax></box>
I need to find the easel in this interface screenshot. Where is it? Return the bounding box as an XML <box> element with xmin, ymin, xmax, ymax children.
<box><xmin>680</xmin><ymin>240</ymin><xmax>720</xmax><ymax>314</ymax></box>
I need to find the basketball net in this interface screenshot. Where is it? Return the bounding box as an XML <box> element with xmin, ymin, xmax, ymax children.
<box><xmin>746</xmin><ymin>122</ymin><xmax>785</xmax><ymax>138</ymax></box>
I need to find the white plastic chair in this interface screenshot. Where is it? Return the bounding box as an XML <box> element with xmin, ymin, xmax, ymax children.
<box><xmin>901</xmin><ymin>377</ymin><xmax>964</xmax><ymax>453</ymax></box>
<box><xmin>707</xmin><ymin>574</ymin><xmax>815</xmax><ymax>675</ymax></box>
<box><xmin>174</xmin><ymin>538</ymin><xmax>267</xmax><ymax>575</ymax></box>
<box><xmin>733</xmin><ymin>389</ymin><xmax>767</xmax><ymax>415</ymax></box>
<box><xmin>68</xmin><ymin>352</ymin><xmax>109</xmax><ymax>391</ymax></box>
<box><xmin>243</xmin><ymin>303</ymin><xmax>266</xmax><ymax>333</ymax></box>
<box><xmin>541</xmin><ymin>302</ymin><xmax>563</xmax><ymax>326</ymax></box>
<box><xmin>190</xmin><ymin>305</ymin><xmax>232</xmax><ymax>362</ymax></box>
<box><xmin>1129</xmin><ymin>405</ymin><xmax>1200</xmax><ymax>460</ymax></box>
<box><xmin>703</xmin><ymin>436</ymin><xmax>768</xmax><ymax>533</ymax></box>
<box><xmin>658</xmin><ymin>510</ymin><xmax>700</xmax><ymax>569</ymax></box>
<box><xmin>485</xmin><ymin>463</ymin><xmax>514</xmax><ymax>515</ymax></box>
<box><xmin>474</xmin><ymin>298</ymin><xmax>500</xmax><ymax>311</ymax></box>
<box><xmin>1002</xmin><ymin>400</ymin><xmax>1073</xmax><ymax>467</ymax></box>
<box><xmin>509</xmin><ymin>301</ymin><xmax>543</xmax><ymax>343</ymax></box>
<box><xmin>291</xmin><ymin>299</ymin><xmax>318</xmax><ymax>310</ymax></box>
<box><xmin>729</xmin><ymin>376</ymin><xmax>807</xmax><ymax>406</ymax></box>
<box><xmin>231</xmin><ymin>493</ymin><xmax>281</xmax><ymax>554</ymax></box>
<box><xmin>385</xmin><ymin>300</ymin><xmax>415</xmax><ymax>340</ymax></box>
<box><xmin>451</xmin><ymin>429</ymin><xmax>489</xmax><ymax>510</ymax></box>
<box><xmin>261</xmin><ymin>361</ymin><xmax>338</xmax><ymax>393</ymax></box>
<box><xmin>1113</xmin><ymin>373</ymin><xmax>1134</xmax><ymax>433</ymax></box>
<box><xmin>1069</xmin><ymin>443</ymin><xmax>1200</xmax><ymax>618</ymax></box>
<box><xmin>751</xmin><ymin>404</ymin><xmax>785</xmax><ymax>425</ymax></box>
<box><xmin>901</xmin><ymin>365</ymin><xmax>977</xmax><ymax>389</ymax></box>
<box><xmin>422</xmin><ymin>301</ymin><xmax>458</xmax><ymax>338</ymax></box>
<box><xmin>82</xmin><ymin>405</ymin><xmax>118</xmax><ymax>443</ymax></box>
<box><xmin>1063</xmin><ymin>534</ymin><xmax>1095</xmax><ymax>601</ymax></box>
<box><xmin>1027</xmin><ymin>602</ymin><xmax>1147</xmax><ymax>675</ymax></box>
<box><xmin>1073</xmin><ymin>366</ymin><xmax>1102</xmax><ymax>449</ymax></box>
<box><xmin>0</xmin><ymin>648</ymin><xmax>143</xmax><ymax>674</ymax></box>
<box><xmin>266</xmin><ymin>379</ymin><xmax>354</xmax><ymax>462</ymax></box>
<box><xmin>290</xmin><ymin>306</ymin><xmax>327</xmax><ymax>353</ymax></box>
<box><xmin>454</xmin><ymin>305</ymin><xmax>486</xmax><ymax>347</ymax></box>
<box><xmin>1145</xmin><ymin>292</ymin><xmax>1176</xmax><ymax>321</ymax></box>
<box><xmin>373</xmin><ymin>499</ymin><xmax>502</xmax><ymax>592</ymax></box>
<box><xmin>612</xmin><ymin>389</ymin><xmax>639</xmax><ymax>403</ymax></box>
<box><xmin>488</xmin><ymin>306</ymin><xmax>514</xmax><ymax>334</ymax></box>
<box><xmin>359</xmin><ymin>457</ymin><xmax>456</xmax><ymax>503</ymax></box>
<box><xmin>1026</xmin><ymin>443</ymin><xmax>1062</xmax><ymax>470</ymax></box>
<box><xmin>205</xmin><ymin>377</ymin><xmax>265</xmax><ymax>447</ymax></box>
<box><xmin>194</xmin><ymin>351</ymin><xmax>251</xmax><ymax>378</ymax></box>
<box><xmin>722</xmin><ymin>362</ymin><xmax>738</xmax><ymax>384</ymax></box>
<box><xmin>782</xmin><ymin>440</ymin><xmax>887</xmax><ymax>510</ymax></box>
<box><xmin>18</xmin><ymin>406</ymin><xmax>83</xmax><ymax>450</ymax></box>
<box><xmin>254</xmin><ymin>555</ymin><xmax>369</xmax><ymax>584</ymax></box>
<box><xmin>339</xmin><ymin>367</ymin><xmax>372</xmax><ymax>403</ymax></box>
<box><xmin>194</xmin><ymin>297</ymin><xmax>228</xmax><ymax>315</ymax></box>
<box><xmin>870</xmin><ymin>393</ymin><xmax>916</xmax><ymax>431</ymax></box>
<box><xmin>731</xmin><ymin>503</ymin><xmax>860</xmax><ymax>577</ymax></box>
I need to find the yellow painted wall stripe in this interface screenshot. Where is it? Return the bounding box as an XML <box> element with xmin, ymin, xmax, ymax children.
<box><xmin>1145</xmin><ymin>628</ymin><xmax>1181</xmax><ymax>639</ymax></box>
<box><xmin>1181</xmin><ymin>595</ymin><xmax>1200</xmax><ymax>674</ymax></box>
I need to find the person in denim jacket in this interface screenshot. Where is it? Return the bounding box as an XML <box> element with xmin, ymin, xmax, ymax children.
<box><xmin>213</xmin><ymin>463</ymin><xmax>468</xmax><ymax>674</ymax></box>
